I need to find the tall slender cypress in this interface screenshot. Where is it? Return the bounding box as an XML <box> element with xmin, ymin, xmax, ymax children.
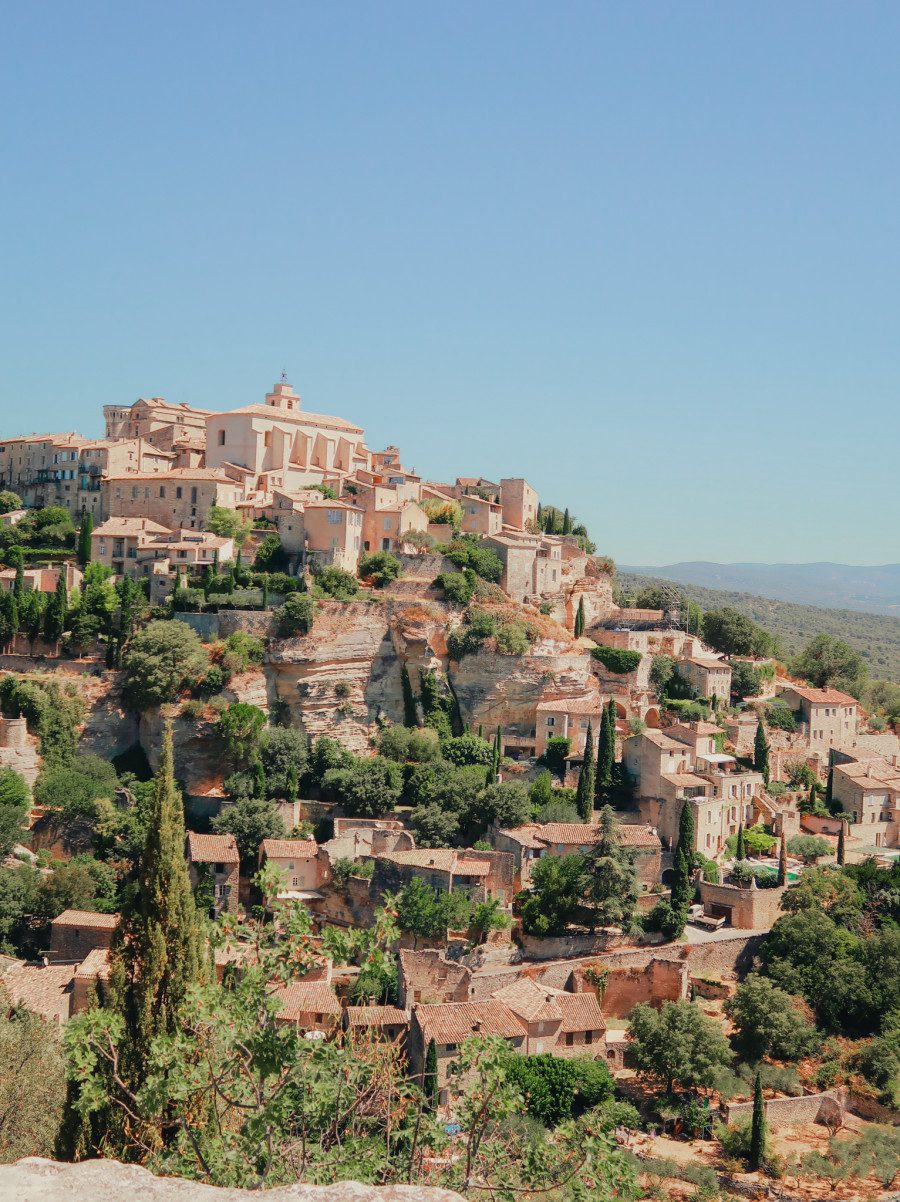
<box><xmin>670</xmin><ymin>801</ymin><xmax>695</xmax><ymax>914</ymax></box>
<box><xmin>754</xmin><ymin>717</ymin><xmax>770</xmax><ymax>785</ymax></box>
<box><xmin>575</xmin><ymin>721</ymin><xmax>595</xmax><ymax>822</ymax></box>
<box><xmin>400</xmin><ymin>663</ymin><xmax>418</xmax><ymax>727</ymax></box>
<box><xmin>596</xmin><ymin>706</ymin><xmax>613</xmax><ymax>803</ymax></box>
<box><xmin>107</xmin><ymin>723</ymin><xmax>206</xmax><ymax>1077</ymax></box>
<box><xmin>837</xmin><ymin>819</ymin><xmax>846</xmax><ymax>866</ymax></box>
<box><xmin>574</xmin><ymin>596</ymin><xmax>585</xmax><ymax>638</ymax></box>
<box><xmin>562</xmin><ymin>507</ymin><xmax>572</xmax><ymax>535</ymax></box>
<box><xmin>777</xmin><ymin>834</ymin><xmax>788</xmax><ymax>885</ymax></box>
<box><xmin>736</xmin><ymin>823</ymin><xmax>746</xmax><ymax>861</ymax></box>
<box><xmin>77</xmin><ymin>512</ymin><xmax>93</xmax><ymax>566</ymax></box>
<box><xmin>424</xmin><ymin>1038</ymin><xmax>438</xmax><ymax>1108</ymax></box>
<box><xmin>749</xmin><ymin>1070</ymin><xmax>766</xmax><ymax>1170</ymax></box>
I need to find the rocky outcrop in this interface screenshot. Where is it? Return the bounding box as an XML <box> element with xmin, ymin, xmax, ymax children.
<box><xmin>0</xmin><ymin>1158</ymin><xmax>465</xmax><ymax>1202</ymax></box>
<box><xmin>449</xmin><ymin>644</ymin><xmax>594</xmax><ymax>731</ymax></box>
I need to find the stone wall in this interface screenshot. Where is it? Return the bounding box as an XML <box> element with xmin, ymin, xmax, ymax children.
<box><xmin>48</xmin><ymin>917</ymin><xmax>116</xmax><ymax>964</ymax></box>
<box><xmin>723</xmin><ymin>1089</ymin><xmax>843</xmax><ymax>1131</ymax></box>
<box><xmin>699</xmin><ymin>880</ymin><xmax>786</xmax><ymax>930</ymax></box>
<box><xmin>595</xmin><ymin>957</ymin><xmax>689</xmax><ymax>1017</ymax></box>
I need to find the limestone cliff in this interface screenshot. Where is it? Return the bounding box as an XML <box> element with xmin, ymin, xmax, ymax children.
<box><xmin>0</xmin><ymin>1159</ymin><xmax>465</xmax><ymax>1202</ymax></box>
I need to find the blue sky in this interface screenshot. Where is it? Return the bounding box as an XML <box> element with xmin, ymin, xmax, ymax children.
<box><xmin>2</xmin><ymin>3</ymin><xmax>898</xmax><ymax>565</ymax></box>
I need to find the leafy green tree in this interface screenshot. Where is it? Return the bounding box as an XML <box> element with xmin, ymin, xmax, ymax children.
<box><xmin>258</xmin><ymin>727</ymin><xmax>307</xmax><ymax>799</ymax></box>
<box><xmin>574</xmin><ymin>596</ymin><xmax>585</xmax><ymax>638</ymax></box>
<box><xmin>464</xmin><ymin>781</ymin><xmax>530</xmax><ymax>841</ymax></box>
<box><xmin>749</xmin><ymin>1071</ymin><xmax>766</xmax><ymax>1171</ymax></box>
<box><xmin>77</xmin><ymin>512</ymin><xmax>93</xmax><ymax>566</ymax></box>
<box><xmin>393</xmin><ymin>877</ymin><xmax>469</xmax><ymax>947</ymax></box>
<box><xmin>358</xmin><ymin>550</ymin><xmax>401</xmax><ymax>588</ymax></box>
<box><xmin>585</xmin><ymin>805</ymin><xmax>638</xmax><ymax>929</ymax></box>
<box><xmin>216</xmin><ymin>702</ymin><xmax>266</xmax><ymax>767</ymax></box>
<box><xmin>779</xmin><ymin>865</ymin><xmax>864</xmax><ymax>929</ymax></box>
<box><xmin>0</xmin><ymin>1003</ymin><xmax>67</xmax><ymax>1160</ymax></box>
<box><xmin>530</xmin><ymin>769</ymin><xmax>554</xmax><ymax>810</ymax></box>
<box><xmin>0</xmin><ymin>767</ymin><xmax>29</xmax><ymax>857</ymax></box>
<box><xmin>0</xmin><ymin>864</ymin><xmax>37</xmax><ymax>953</ymax></box>
<box><xmin>205</xmin><ymin>505</ymin><xmax>253</xmax><ymax>547</ymax></box>
<box><xmin>322</xmin><ymin>755</ymin><xmax>402</xmax><ymax>818</ymax></box>
<box><xmin>702</xmin><ymin>607</ymin><xmax>771</xmax><ymax>657</ymax></box>
<box><xmin>33</xmin><ymin>755</ymin><xmax>118</xmax><ymax>820</ymax></box>
<box><xmin>787</xmin><ymin>834</ymin><xmax>833</xmax><ymax>865</ymax></box>
<box><xmin>504</xmin><ymin>1054</ymin><xmax>579</xmax><ymax>1125</ymax></box>
<box><xmin>468</xmin><ymin>897</ymin><xmax>511</xmax><ymax>943</ymax></box>
<box><xmin>212</xmin><ymin>796</ymin><xmax>285</xmax><ymax>871</ymax></box>
<box><xmin>519</xmin><ymin>854</ymin><xmax>585</xmax><ymax>937</ymax></box>
<box><xmin>575</xmin><ymin>720</ymin><xmax>595</xmax><ymax>822</ymax></box>
<box><xmin>626</xmin><ymin>1000</ymin><xmax>732</xmax><ymax>1094</ymax></box>
<box><xmin>253</xmin><ymin>533</ymin><xmax>287</xmax><ymax>571</ymax></box>
<box><xmin>792</xmin><ymin>633</ymin><xmax>866</xmax><ymax>689</ymax></box>
<box><xmin>753</xmin><ymin>718</ymin><xmax>770</xmax><ymax>784</ymax></box>
<box><xmin>731</xmin><ymin>659</ymin><xmax>762</xmax><ymax>700</ymax></box>
<box><xmin>274</xmin><ymin>593</ymin><xmax>316</xmax><ymax>636</ymax></box>
<box><xmin>669</xmin><ymin>800</ymin><xmax>695</xmax><ymax>920</ymax></box>
<box><xmin>123</xmin><ymin>620</ymin><xmax>209</xmax><ymax>710</ymax></box>
<box><xmin>724</xmin><ymin>974</ymin><xmax>818</xmax><ymax>1063</ymax></box>
<box><xmin>0</xmin><ymin>490</ymin><xmax>22</xmax><ymax>515</ymax></box>
<box><xmin>649</xmin><ymin>654</ymin><xmax>674</xmax><ymax>700</ymax></box>
<box><xmin>542</xmin><ymin>734</ymin><xmax>571</xmax><ymax>778</ymax></box>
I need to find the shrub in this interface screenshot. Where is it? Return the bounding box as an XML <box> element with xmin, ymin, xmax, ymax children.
<box><xmin>447</xmin><ymin>607</ymin><xmax>498</xmax><ymax>660</ymax></box>
<box><xmin>495</xmin><ymin>619</ymin><xmax>534</xmax><ymax>655</ymax></box>
<box><xmin>313</xmin><ymin>566</ymin><xmax>358</xmax><ymax>600</ymax></box>
<box><xmin>766</xmin><ymin>702</ymin><xmax>796</xmax><ymax>732</ymax></box>
<box><xmin>274</xmin><ymin>594</ymin><xmax>316</xmax><ymax>637</ymax></box>
<box><xmin>442</xmin><ymin>733</ymin><xmax>494</xmax><ymax>767</ymax></box>
<box><xmin>358</xmin><ymin>551</ymin><xmax>401</xmax><ymax>588</ymax></box>
<box><xmin>419</xmin><ymin>498</ymin><xmax>462</xmax><ymax>528</ymax></box>
<box><xmin>224</xmin><ymin>631</ymin><xmax>266</xmax><ymax>670</ymax></box>
<box><xmin>123</xmin><ymin>620</ymin><xmax>209</xmax><ymax>710</ymax></box>
<box><xmin>253</xmin><ymin>534</ymin><xmax>287</xmax><ymax>572</ymax></box>
<box><xmin>444</xmin><ymin>539</ymin><xmax>503</xmax><ymax>582</ymax></box>
<box><xmin>434</xmin><ymin>571</ymin><xmax>473</xmax><ymax>607</ymax></box>
<box><xmin>591</xmin><ymin>645</ymin><xmax>642</xmax><ymax>674</ymax></box>
<box><xmin>180</xmin><ymin>699</ymin><xmax>206</xmax><ymax>722</ymax></box>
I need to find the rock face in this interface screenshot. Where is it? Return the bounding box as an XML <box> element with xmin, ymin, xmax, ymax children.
<box><xmin>0</xmin><ymin>1158</ymin><xmax>465</xmax><ymax>1202</ymax></box>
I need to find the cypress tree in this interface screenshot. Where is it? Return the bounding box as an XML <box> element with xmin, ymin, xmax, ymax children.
<box><xmin>575</xmin><ymin>721</ymin><xmax>595</xmax><ymax>822</ymax></box>
<box><xmin>777</xmin><ymin>835</ymin><xmax>788</xmax><ymax>885</ymax></box>
<box><xmin>753</xmin><ymin>717</ymin><xmax>770</xmax><ymax>784</ymax></box>
<box><xmin>670</xmin><ymin>801</ymin><xmax>696</xmax><ymax>914</ymax></box>
<box><xmin>749</xmin><ymin>1070</ymin><xmax>766</xmax><ymax>1171</ymax></box>
<box><xmin>837</xmin><ymin>819</ymin><xmax>846</xmax><ymax>866</ymax></box>
<box><xmin>285</xmin><ymin>762</ymin><xmax>299</xmax><ymax>801</ymax></box>
<box><xmin>424</xmin><ymin>1037</ymin><xmax>439</xmax><ymax>1108</ymax></box>
<box><xmin>107</xmin><ymin>723</ymin><xmax>206</xmax><ymax>1082</ymax></box>
<box><xmin>262</xmin><ymin>576</ymin><xmax>269</xmax><ymax>609</ymax></box>
<box><xmin>13</xmin><ymin>559</ymin><xmax>24</xmax><ymax>600</ymax></box>
<box><xmin>807</xmin><ymin>781</ymin><xmax>818</xmax><ymax>813</ymax></box>
<box><xmin>574</xmin><ymin>596</ymin><xmax>585</xmax><ymax>638</ymax></box>
<box><xmin>77</xmin><ymin>512</ymin><xmax>93</xmax><ymax>566</ymax></box>
<box><xmin>43</xmin><ymin>568</ymin><xmax>68</xmax><ymax>645</ymax></box>
<box><xmin>736</xmin><ymin>823</ymin><xmax>746</xmax><ymax>861</ymax></box>
<box><xmin>562</xmin><ymin>507</ymin><xmax>572</xmax><ymax>535</ymax></box>
<box><xmin>400</xmin><ymin>663</ymin><xmax>418</xmax><ymax>727</ymax></box>
<box><xmin>254</xmin><ymin>755</ymin><xmax>266</xmax><ymax>799</ymax></box>
<box><xmin>596</xmin><ymin>706</ymin><xmax>613</xmax><ymax>803</ymax></box>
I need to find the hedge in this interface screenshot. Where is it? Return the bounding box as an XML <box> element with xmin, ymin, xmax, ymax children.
<box><xmin>591</xmin><ymin>645</ymin><xmax>642</xmax><ymax>674</ymax></box>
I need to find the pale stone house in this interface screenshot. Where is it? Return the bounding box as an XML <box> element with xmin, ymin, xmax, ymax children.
<box><xmin>104</xmin><ymin>397</ymin><xmax>214</xmax><ymax>450</ymax></box>
<box><xmin>534</xmin><ymin>694</ymin><xmax>605</xmax><ymax>758</ymax></box>
<box><xmin>832</xmin><ymin>754</ymin><xmax>900</xmax><ymax>849</ymax></box>
<box><xmin>499</xmin><ymin>477</ymin><xmax>539</xmax><ymax>531</ymax></box>
<box><xmin>0</xmin><ymin>562</ymin><xmax>82</xmax><ymax>596</ymax></box>
<box><xmin>259</xmin><ymin>837</ymin><xmax>327</xmax><ymax>899</ymax></box>
<box><xmin>492</xmin><ymin>820</ymin><xmax>661</xmax><ymax>891</ymax></box>
<box><xmin>778</xmin><ymin>684</ymin><xmax>859</xmax><ymax>757</ymax></box>
<box><xmin>459</xmin><ymin>492</ymin><xmax>503</xmax><ymax>537</ymax></box>
<box><xmin>676</xmin><ymin>655</ymin><xmax>732</xmax><ymax>703</ymax></box>
<box><xmin>371</xmin><ymin>848</ymin><xmax>516</xmax><ymax>908</ymax></box>
<box><xmin>103</xmin><ymin>468</ymin><xmax>243</xmax><ymax>531</ymax></box>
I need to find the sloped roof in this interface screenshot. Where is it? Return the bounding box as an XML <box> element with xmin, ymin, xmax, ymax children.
<box><xmin>222</xmin><ymin>403</ymin><xmax>364</xmax><ymax>434</ymax></box>
<box><xmin>414</xmin><ymin>1000</ymin><xmax>524</xmax><ymax>1046</ymax></box>
<box><xmin>186</xmin><ymin>832</ymin><xmax>239</xmax><ymax>864</ymax></box>
<box><xmin>491</xmin><ymin>978</ymin><xmax>567</xmax><ymax>1023</ymax></box>
<box><xmin>262</xmin><ymin>839</ymin><xmax>319</xmax><ymax>860</ymax></box>
<box><xmin>784</xmin><ymin>685</ymin><xmax>858</xmax><ymax>706</ymax></box>
<box><xmin>273</xmin><ymin>981</ymin><xmax>342</xmax><ymax>1022</ymax></box>
<box><xmin>345</xmin><ymin>1005</ymin><xmax>409</xmax><ymax>1029</ymax></box>
<box><xmin>51</xmin><ymin>910</ymin><xmax>118</xmax><ymax>929</ymax></box>
<box><xmin>1</xmin><ymin>963</ymin><xmax>74</xmax><ymax>1021</ymax></box>
<box><xmin>555</xmin><ymin>992</ymin><xmax>607</xmax><ymax>1034</ymax></box>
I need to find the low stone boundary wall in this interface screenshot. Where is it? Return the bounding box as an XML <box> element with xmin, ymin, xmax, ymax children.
<box><xmin>723</xmin><ymin>1089</ymin><xmax>843</xmax><ymax>1131</ymax></box>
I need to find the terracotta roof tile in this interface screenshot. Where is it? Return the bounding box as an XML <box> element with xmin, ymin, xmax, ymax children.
<box><xmin>186</xmin><ymin>832</ymin><xmax>239</xmax><ymax>864</ymax></box>
<box><xmin>345</xmin><ymin>1005</ymin><xmax>409</xmax><ymax>1029</ymax></box>
<box><xmin>51</xmin><ymin>910</ymin><xmax>118</xmax><ymax>929</ymax></box>
<box><xmin>414</xmin><ymin>1001</ymin><xmax>525</xmax><ymax>1046</ymax></box>
<box><xmin>273</xmin><ymin>981</ymin><xmax>342</xmax><ymax>1022</ymax></box>
<box><xmin>262</xmin><ymin>839</ymin><xmax>319</xmax><ymax>860</ymax></box>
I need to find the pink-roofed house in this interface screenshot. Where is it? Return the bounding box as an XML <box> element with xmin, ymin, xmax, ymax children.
<box><xmin>186</xmin><ymin>831</ymin><xmax>240</xmax><ymax>917</ymax></box>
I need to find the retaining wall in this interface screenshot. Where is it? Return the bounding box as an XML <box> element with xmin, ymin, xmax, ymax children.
<box><xmin>723</xmin><ymin>1089</ymin><xmax>843</xmax><ymax>1131</ymax></box>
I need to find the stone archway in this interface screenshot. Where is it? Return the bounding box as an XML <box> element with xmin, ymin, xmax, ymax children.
<box><xmin>645</xmin><ymin>707</ymin><xmax>660</xmax><ymax>729</ymax></box>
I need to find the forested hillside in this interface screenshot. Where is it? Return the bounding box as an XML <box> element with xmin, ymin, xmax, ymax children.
<box><xmin>617</xmin><ymin>572</ymin><xmax>900</xmax><ymax>682</ymax></box>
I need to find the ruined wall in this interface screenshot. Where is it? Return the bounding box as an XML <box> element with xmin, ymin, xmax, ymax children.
<box><xmin>723</xmin><ymin>1089</ymin><xmax>844</xmax><ymax>1131</ymax></box>
<box><xmin>594</xmin><ymin>957</ymin><xmax>689</xmax><ymax>1018</ymax></box>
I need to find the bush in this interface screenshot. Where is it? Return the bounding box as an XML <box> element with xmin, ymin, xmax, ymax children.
<box><xmin>358</xmin><ymin>551</ymin><xmax>401</xmax><ymax>588</ymax></box>
<box><xmin>180</xmin><ymin>699</ymin><xmax>206</xmax><ymax>722</ymax></box>
<box><xmin>274</xmin><ymin>594</ymin><xmax>316</xmax><ymax>637</ymax></box>
<box><xmin>313</xmin><ymin>566</ymin><xmax>358</xmax><ymax>600</ymax></box>
<box><xmin>123</xmin><ymin>620</ymin><xmax>209</xmax><ymax>710</ymax></box>
<box><xmin>495</xmin><ymin>619</ymin><xmax>535</xmax><ymax>655</ymax></box>
<box><xmin>441</xmin><ymin>732</ymin><xmax>494</xmax><ymax>767</ymax></box>
<box><xmin>766</xmin><ymin>702</ymin><xmax>797</xmax><ymax>732</ymax></box>
<box><xmin>253</xmin><ymin>534</ymin><xmax>287</xmax><ymax>572</ymax></box>
<box><xmin>444</xmin><ymin>539</ymin><xmax>503</xmax><ymax>582</ymax></box>
<box><xmin>591</xmin><ymin>645</ymin><xmax>642</xmax><ymax>674</ymax></box>
<box><xmin>224</xmin><ymin>631</ymin><xmax>266</xmax><ymax>670</ymax></box>
<box><xmin>446</xmin><ymin>607</ymin><xmax>498</xmax><ymax>660</ymax></box>
<box><xmin>434</xmin><ymin>571</ymin><xmax>473</xmax><ymax>607</ymax></box>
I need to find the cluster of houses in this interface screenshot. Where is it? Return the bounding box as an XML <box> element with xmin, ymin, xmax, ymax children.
<box><xmin>0</xmin><ymin>380</ymin><xmax>592</xmax><ymax>607</ymax></box>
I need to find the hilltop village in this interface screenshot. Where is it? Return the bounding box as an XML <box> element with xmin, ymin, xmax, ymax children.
<box><xmin>0</xmin><ymin>380</ymin><xmax>898</xmax><ymax>1198</ymax></box>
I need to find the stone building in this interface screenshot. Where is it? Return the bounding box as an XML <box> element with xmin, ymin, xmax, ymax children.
<box><xmin>397</xmin><ymin>948</ymin><xmax>474</xmax><ymax>1007</ymax></box>
<box><xmin>48</xmin><ymin>909</ymin><xmax>118</xmax><ymax>964</ymax></box>
<box><xmin>0</xmin><ymin>715</ymin><xmax>39</xmax><ymax>793</ymax></box>
<box><xmin>491</xmin><ymin>821</ymin><xmax>661</xmax><ymax>892</ymax></box>
<box><xmin>778</xmin><ymin>684</ymin><xmax>859</xmax><ymax>758</ymax></box>
<box><xmin>831</xmin><ymin>754</ymin><xmax>900</xmax><ymax>849</ymax></box>
<box><xmin>371</xmin><ymin>848</ymin><xmax>516</xmax><ymax>908</ymax></box>
<box><xmin>534</xmin><ymin>694</ymin><xmax>605</xmax><ymax>759</ymax></box>
<box><xmin>676</xmin><ymin>655</ymin><xmax>732</xmax><ymax>704</ymax></box>
<box><xmin>102</xmin><ymin>468</ymin><xmax>243</xmax><ymax>531</ymax></box>
<box><xmin>698</xmin><ymin>877</ymin><xmax>786</xmax><ymax>929</ymax></box>
<box><xmin>185</xmin><ymin>832</ymin><xmax>240</xmax><ymax>917</ymax></box>
<box><xmin>259</xmin><ymin>837</ymin><xmax>328</xmax><ymax>899</ymax></box>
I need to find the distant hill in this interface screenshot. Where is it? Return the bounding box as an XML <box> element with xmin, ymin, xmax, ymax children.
<box><xmin>616</xmin><ymin>572</ymin><xmax>900</xmax><ymax>682</ymax></box>
<box><xmin>620</xmin><ymin>561</ymin><xmax>900</xmax><ymax>617</ymax></box>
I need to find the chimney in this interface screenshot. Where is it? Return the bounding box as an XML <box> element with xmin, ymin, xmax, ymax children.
<box><xmin>472</xmin><ymin>1020</ymin><xmax>482</xmax><ymax>1032</ymax></box>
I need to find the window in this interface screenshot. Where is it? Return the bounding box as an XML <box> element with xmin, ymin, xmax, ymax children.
<box><xmin>546</xmin><ymin>716</ymin><xmax>555</xmax><ymax>727</ymax></box>
<box><xmin>218</xmin><ymin>430</ymin><xmax>226</xmax><ymax>445</ymax></box>
<box><xmin>565</xmin><ymin>1033</ymin><xmax>574</xmax><ymax>1047</ymax></box>
<box><xmin>159</xmin><ymin>486</ymin><xmax>166</xmax><ymax>498</ymax></box>
<box><xmin>176</xmin><ymin>487</ymin><xmax>183</xmax><ymax>499</ymax></box>
<box><xmin>214</xmin><ymin>862</ymin><xmax>224</xmax><ymax>874</ymax></box>
<box><xmin>327</xmin><ymin>510</ymin><xmax>343</xmax><ymax>524</ymax></box>
<box><xmin>190</xmin><ymin>487</ymin><xmax>198</xmax><ymax>503</ymax></box>
<box><xmin>445</xmin><ymin>1043</ymin><xmax>457</xmax><ymax>1053</ymax></box>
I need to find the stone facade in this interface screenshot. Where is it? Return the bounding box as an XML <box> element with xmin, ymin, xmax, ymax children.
<box><xmin>48</xmin><ymin>910</ymin><xmax>117</xmax><ymax>963</ymax></box>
